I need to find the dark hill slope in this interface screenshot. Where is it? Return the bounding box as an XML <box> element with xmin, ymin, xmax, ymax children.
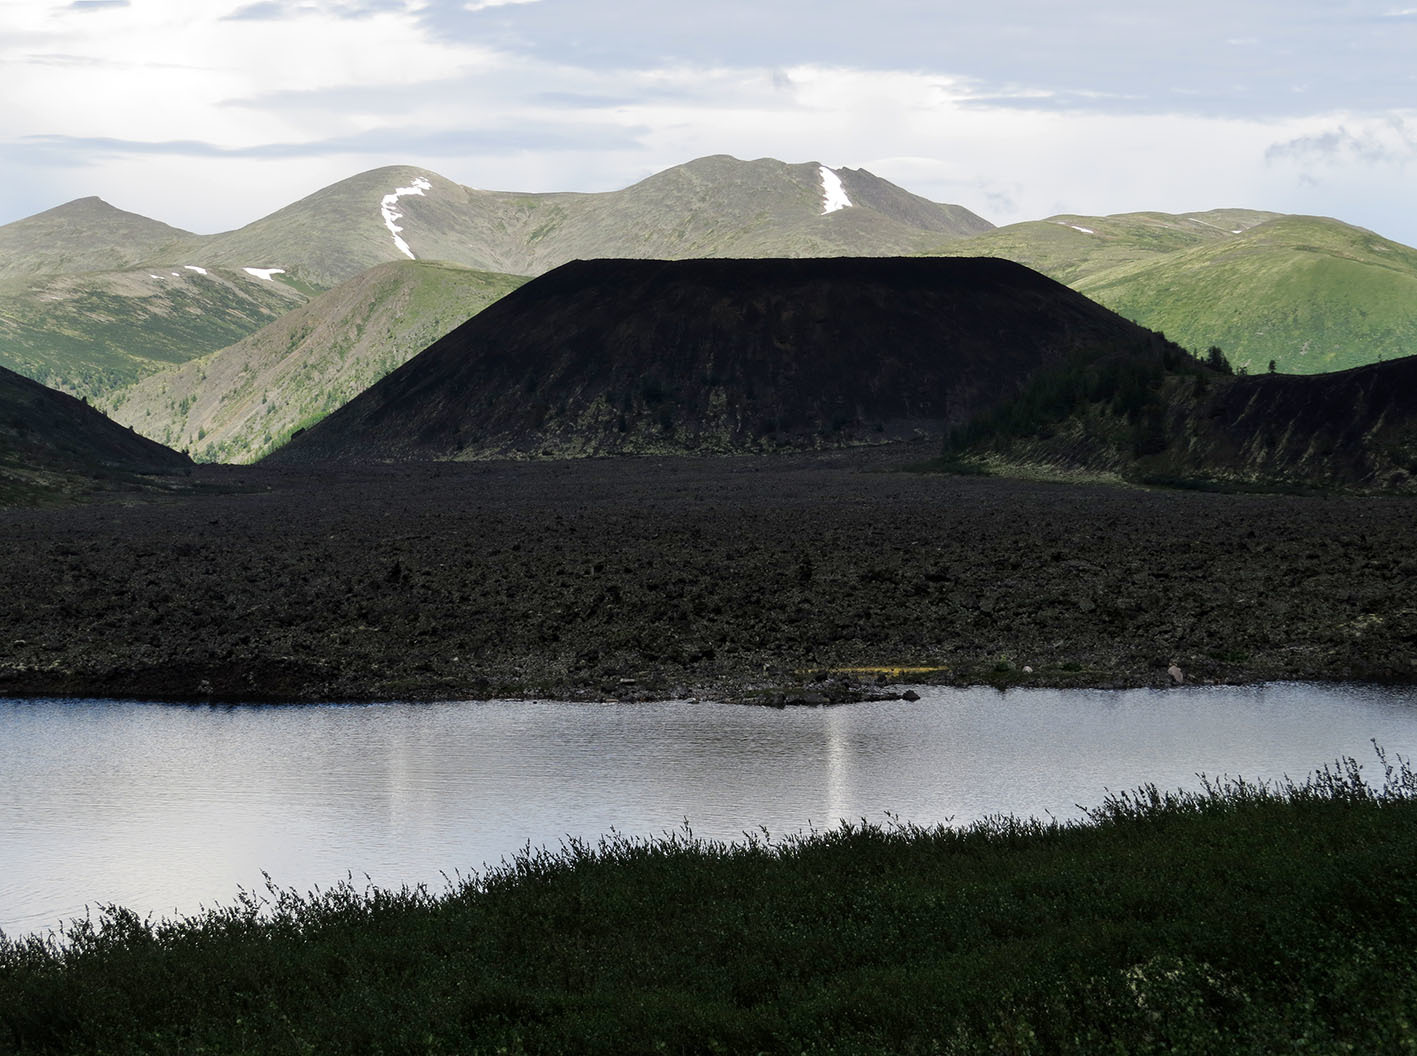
<box><xmin>1185</xmin><ymin>359</ymin><xmax>1417</xmax><ymax>489</ymax></box>
<box><xmin>945</xmin><ymin>353</ymin><xmax>1417</xmax><ymax>492</ymax></box>
<box><xmin>268</xmin><ymin>256</ymin><xmax>1176</xmax><ymax>464</ymax></box>
<box><xmin>0</xmin><ymin>364</ymin><xmax>190</xmax><ymax>502</ymax></box>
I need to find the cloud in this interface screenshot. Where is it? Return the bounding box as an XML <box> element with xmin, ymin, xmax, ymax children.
<box><xmin>222</xmin><ymin>2</ymin><xmax>286</xmax><ymax>19</ymax></box>
<box><xmin>18</xmin><ymin>52</ymin><xmax>116</xmax><ymax>67</ymax></box>
<box><xmin>415</xmin><ymin>0</ymin><xmax>1417</xmax><ymax>119</ymax></box>
<box><xmin>464</xmin><ymin>0</ymin><xmax>540</xmax><ymax>10</ymax></box>
<box><xmin>224</xmin><ymin>0</ymin><xmax>412</xmax><ymax>18</ymax></box>
<box><xmin>14</xmin><ymin>120</ymin><xmax>648</xmax><ymax>160</ymax></box>
<box><xmin>1266</xmin><ymin>118</ymin><xmax>1417</xmax><ymax>166</ymax></box>
<box><xmin>69</xmin><ymin>1</ymin><xmax>129</xmax><ymax>8</ymax></box>
<box><xmin>4</xmin><ymin>0</ymin><xmax>1417</xmax><ymax>250</ymax></box>
<box><xmin>0</xmin><ymin>0</ymin><xmax>498</xmax><ymax>155</ymax></box>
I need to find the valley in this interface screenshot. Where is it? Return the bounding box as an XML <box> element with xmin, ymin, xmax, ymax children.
<box><xmin>101</xmin><ymin>261</ymin><xmax>526</xmax><ymax>462</ymax></box>
<box><xmin>2</xmin><ymin>159</ymin><xmax>1416</xmax><ymax>706</ymax></box>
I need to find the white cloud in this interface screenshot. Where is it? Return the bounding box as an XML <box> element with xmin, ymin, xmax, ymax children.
<box><xmin>463</xmin><ymin>0</ymin><xmax>540</xmax><ymax>10</ymax></box>
<box><xmin>0</xmin><ymin>0</ymin><xmax>497</xmax><ymax>152</ymax></box>
<box><xmin>1</xmin><ymin>2</ymin><xmax>1415</xmax><ymax>249</ymax></box>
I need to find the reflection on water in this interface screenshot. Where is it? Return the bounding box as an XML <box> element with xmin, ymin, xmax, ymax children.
<box><xmin>2</xmin><ymin>682</ymin><xmax>1415</xmax><ymax>937</ymax></box>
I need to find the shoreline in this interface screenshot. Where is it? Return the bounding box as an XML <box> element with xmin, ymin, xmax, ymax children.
<box><xmin>3</xmin><ymin>667</ymin><xmax>1413</xmax><ymax>708</ymax></box>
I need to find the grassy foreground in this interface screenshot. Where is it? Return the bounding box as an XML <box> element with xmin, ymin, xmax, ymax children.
<box><xmin>4</xmin><ymin>755</ymin><xmax>1417</xmax><ymax>1055</ymax></box>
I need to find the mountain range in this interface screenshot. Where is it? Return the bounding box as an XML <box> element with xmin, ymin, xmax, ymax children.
<box><xmin>175</xmin><ymin>156</ymin><xmax>994</xmax><ymax>288</ymax></box>
<box><xmin>0</xmin><ymin>155</ymin><xmax>992</xmax><ymax>410</ymax></box>
<box><xmin>2</xmin><ymin>153</ymin><xmax>1416</xmax><ymax>473</ymax></box>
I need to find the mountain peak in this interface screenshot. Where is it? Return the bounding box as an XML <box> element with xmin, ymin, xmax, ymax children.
<box><xmin>8</xmin><ymin>194</ymin><xmax>170</xmax><ymax>228</ymax></box>
<box><xmin>0</xmin><ymin>195</ymin><xmax>195</xmax><ymax>279</ymax></box>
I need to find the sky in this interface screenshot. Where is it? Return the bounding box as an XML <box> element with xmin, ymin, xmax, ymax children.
<box><xmin>2</xmin><ymin>0</ymin><xmax>1415</xmax><ymax>243</ymax></box>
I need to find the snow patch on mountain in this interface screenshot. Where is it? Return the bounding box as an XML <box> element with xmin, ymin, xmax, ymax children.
<box><xmin>819</xmin><ymin>166</ymin><xmax>852</xmax><ymax>214</ymax></box>
<box><xmin>380</xmin><ymin>176</ymin><xmax>433</xmax><ymax>260</ymax></box>
<box><xmin>184</xmin><ymin>265</ymin><xmax>208</xmax><ymax>275</ymax></box>
<box><xmin>243</xmin><ymin>267</ymin><xmax>286</xmax><ymax>281</ymax></box>
<box><xmin>1053</xmin><ymin>221</ymin><xmax>1095</xmax><ymax>235</ymax></box>
<box><xmin>1187</xmin><ymin>216</ymin><xmax>1239</xmax><ymax>235</ymax></box>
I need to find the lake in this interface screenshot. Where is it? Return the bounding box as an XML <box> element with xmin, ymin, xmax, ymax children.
<box><xmin>3</xmin><ymin>682</ymin><xmax>1416</xmax><ymax>938</ymax></box>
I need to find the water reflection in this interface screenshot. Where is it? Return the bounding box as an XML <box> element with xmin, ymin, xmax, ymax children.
<box><xmin>2</xmin><ymin>683</ymin><xmax>1414</xmax><ymax>937</ymax></box>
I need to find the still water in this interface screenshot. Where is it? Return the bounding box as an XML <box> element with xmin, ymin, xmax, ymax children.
<box><xmin>3</xmin><ymin>683</ymin><xmax>1416</xmax><ymax>938</ymax></box>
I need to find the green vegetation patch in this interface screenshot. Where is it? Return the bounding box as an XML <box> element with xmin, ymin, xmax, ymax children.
<box><xmin>939</xmin><ymin>213</ymin><xmax>1417</xmax><ymax>377</ymax></box>
<box><xmin>104</xmin><ymin>260</ymin><xmax>527</xmax><ymax>464</ymax></box>
<box><xmin>0</xmin><ymin>270</ymin><xmax>305</xmax><ymax>401</ymax></box>
<box><xmin>4</xmin><ymin>752</ymin><xmax>1416</xmax><ymax>1053</ymax></box>
<box><xmin>1076</xmin><ymin>219</ymin><xmax>1417</xmax><ymax>375</ymax></box>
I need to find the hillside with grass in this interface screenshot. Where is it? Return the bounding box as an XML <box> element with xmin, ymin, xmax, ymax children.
<box><xmin>941</xmin><ymin>211</ymin><xmax>1417</xmax><ymax>375</ymax></box>
<box><xmin>472</xmin><ymin>154</ymin><xmax>995</xmax><ymax>275</ymax></box>
<box><xmin>102</xmin><ymin>261</ymin><xmax>526</xmax><ymax>463</ymax></box>
<box><xmin>1073</xmin><ymin>215</ymin><xmax>1417</xmax><ymax>374</ymax></box>
<box><xmin>0</xmin><ymin>267</ymin><xmax>308</xmax><ymax>402</ymax></box>
<box><xmin>939</xmin><ymin>208</ymin><xmax>1279</xmax><ymax>284</ymax></box>
<box><xmin>268</xmin><ymin>256</ymin><xmax>1178</xmax><ymax>464</ymax></box>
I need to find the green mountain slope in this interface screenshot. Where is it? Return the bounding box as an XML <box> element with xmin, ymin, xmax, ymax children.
<box><xmin>0</xmin><ymin>196</ymin><xmax>194</xmax><ymax>279</ymax></box>
<box><xmin>942</xmin><ymin>209</ymin><xmax>1280</xmax><ymax>284</ymax></box>
<box><xmin>189</xmin><ymin>167</ymin><xmax>449</xmax><ymax>288</ymax></box>
<box><xmin>940</xmin><ymin>212</ymin><xmax>1417</xmax><ymax>374</ymax></box>
<box><xmin>0</xmin><ymin>266</ymin><xmax>307</xmax><ymax>400</ymax></box>
<box><xmin>103</xmin><ymin>261</ymin><xmax>525</xmax><ymax>463</ymax></box>
<box><xmin>477</xmin><ymin>155</ymin><xmax>995</xmax><ymax>275</ymax></box>
<box><xmin>1073</xmin><ymin>216</ymin><xmax>1417</xmax><ymax>374</ymax></box>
